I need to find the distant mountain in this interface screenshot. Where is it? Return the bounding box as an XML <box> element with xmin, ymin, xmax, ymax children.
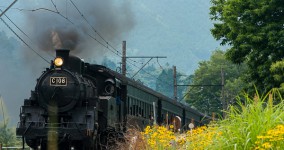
<box><xmin>125</xmin><ymin>0</ymin><xmax>221</xmax><ymax>74</ymax></box>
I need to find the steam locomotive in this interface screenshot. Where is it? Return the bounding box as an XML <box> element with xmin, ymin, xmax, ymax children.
<box><xmin>16</xmin><ymin>49</ymin><xmax>210</xmax><ymax>149</ymax></box>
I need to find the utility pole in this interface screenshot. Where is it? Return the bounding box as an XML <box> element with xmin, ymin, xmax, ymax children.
<box><xmin>122</xmin><ymin>41</ymin><xmax>126</xmax><ymax>76</ymax></box>
<box><xmin>173</xmin><ymin>66</ymin><xmax>177</xmax><ymax>101</ymax></box>
<box><xmin>221</xmin><ymin>67</ymin><xmax>225</xmax><ymax>118</ymax></box>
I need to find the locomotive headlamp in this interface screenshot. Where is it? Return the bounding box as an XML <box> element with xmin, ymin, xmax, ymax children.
<box><xmin>54</xmin><ymin>57</ymin><xmax>64</xmax><ymax>67</ymax></box>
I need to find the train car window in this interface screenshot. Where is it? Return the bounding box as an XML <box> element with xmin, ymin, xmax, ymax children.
<box><xmin>133</xmin><ymin>98</ymin><xmax>135</xmax><ymax>116</ymax></box>
<box><xmin>145</xmin><ymin>103</ymin><xmax>148</xmax><ymax>119</ymax></box>
<box><xmin>144</xmin><ymin>102</ymin><xmax>146</xmax><ymax>118</ymax></box>
<box><xmin>142</xmin><ymin>102</ymin><xmax>145</xmax><ymax>118</ymax></box>
<box><xmin>139</xmin><ymin>101</ymin><xmax>141</xmax><ymax>116</ymax></box>
<box><xmin>133</xmin><ymin>98</ymin><xmax>136</xmax><ymax>116</ymax></box>
<box><xmin>148</xmin><ymin>103</ymin><xmax>151</xmax><ymax>119</ymax></box>
<box><xmin>149</xmin><ymin>107</ymin><xmax>153</xmax><ymax>119</ymax></box>
<box><xmin>146</xmin><ymin>104</ymin><xmax>150</xmax><ymax>119</ymax></box>
<box><xmin>136</xmin><ymin>105</ymin><xmax>139</xmax><ymax>116</ymax></box>
<box><xmin>127</xmin><ymin>97</ymin><xmax>130</xmax><ymax>114</ymax></box>
<box><xmin>139</xmin><ymin>106</ymin><xmax>141</xmax><ymax>117</ymax></box>
<box><xmin>129</xmin><ymin>97</ymin><xmax>132</xmax><ymax>115</ymax></box>
<box><xmin>136</xmin><ymin>101</ymin><xmax>139</xmax><ymax>116</ymax></box>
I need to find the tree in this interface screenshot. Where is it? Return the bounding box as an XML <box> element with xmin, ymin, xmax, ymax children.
<box><xmin>156</xmin><ymin>67</ymin><xmax>193</xmax><ymax>100</ymax></box>
<box><xmin>185</xmin><ymin>50</ymin><xmax>246</xmax><ymax>116</ymax></box>
<box><xmin>210</xmin><ymin>0</ymin><xmax>284</xmax><ymax>92</ymax></box>
<box><xmin>0</xmin><ymin>123</ymin><xmax>17</xmax><ymax>147</ymax></box>
<box><xmin>270</xmin><ymin>60</ymin><xmax>284</xmax><ymax>92</ymax></box>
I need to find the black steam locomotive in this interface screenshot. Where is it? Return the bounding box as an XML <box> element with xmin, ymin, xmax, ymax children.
<box><xmin>16</xmin><ymin>49</ymin><xmax>210</xmax><ymax>149</ymax></box>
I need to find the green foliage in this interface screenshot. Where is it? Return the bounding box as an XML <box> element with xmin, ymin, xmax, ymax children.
<box><xmin>156</xmin><ymin>67</ymin><xmax>192</xmax><ymax>100</ymax></box>
<box><xmin>186</xmin><ymin>50</ymin><xmax>246</xmax><ymax>116</ymax></box>
<box><xmin>210</xmin><ymin>0</ymin><xmax>284</xmax><ymax>92</ymax></box>
<box><xmin>156</xmin><ymin>68</ymin><xmax>174</xmax><ymax>98</ymax></box>
<box><xmin>0</xmin><ymin>97</ymin><xmax>20</xmax><ymax>147</ymax></box>
<box><xmin>134</xmin><ymin>64</ymin><xmax>161</xmax><ymax>90</ymax></box>
<box><xmin>0</xmin><ymin>123</ymin><xmax>18</xmax><ymax>147</ymax></box>
<box><xmin>207</xmin><ymin>89</ymin><xmax>284</xmax><ymax>149</ymax></box>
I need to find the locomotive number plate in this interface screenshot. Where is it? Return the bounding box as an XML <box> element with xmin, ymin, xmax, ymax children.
<box><xmin>50</xmin><ymin>77</ymin><xmax>67</xmax><ymax>86</ymax></box>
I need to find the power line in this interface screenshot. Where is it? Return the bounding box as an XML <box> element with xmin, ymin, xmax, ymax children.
<box><xmin>0</xmin><ymin>0</ymin><xmax>18</xmax><ymax>17</ymax></box>
<box><xmin>9</xmin><ymin>5</ymin><xmax>122</xmax><ymax>60</ymax></box>
<box><xmin>68</xmin><ymin>0</ymin><xmax>142</xmax><ymax>65</ymax></box>
<box><xmin>67</xmin><ymin>0</ymin><xmax>143</xmax><ymax>65</ymax></box>
<box><xmin>0</xmin><ymin>8</ymin><xmax>55</xmax><ymax>59</ymax></box>
<box><xmin>126</xmin><ymin>59</ymin><xmax>173</xmax><ymax>88</ymax></box>
<box><xmin>0</xmin><ymin>17</ymin><xmax>49</xmax><ymax>63</ymax></box>
<box><xmin>86</xmin><ymin>32</ymin><xmax>122</xmax><ymax>57</ymax></box>
<box><xmin>69</xmin><ymin>0</ymin><xmax>121</xmax><ymax>54</ymax></box>
<box><xmin>50</xmin><ymin>0</ymin><xmax>59</xmax><ymax>12</ymax></box>
<box><xmin>1</xmin><ymin>9</ymin><xmax>31</xmax><ymax>40</ymax></box>
<box><xmin>16</xmin><ymin>7</ymin><xmax>74</xmax><ymax>24</ymax></box>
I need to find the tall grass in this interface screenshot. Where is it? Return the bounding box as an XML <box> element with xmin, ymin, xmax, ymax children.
<box><xmin>207</xmin><ymin>89</ymin><xmax>284</xmax><ymax>149</ymax></box>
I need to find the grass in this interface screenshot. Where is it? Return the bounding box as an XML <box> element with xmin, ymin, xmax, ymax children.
<box><xmin>208</xmin><ymin>89</ymin><xmax>284</xmax><ymax>149</ymax></box>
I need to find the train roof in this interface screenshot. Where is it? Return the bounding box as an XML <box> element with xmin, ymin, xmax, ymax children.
<box><xmin>88</xmin><ymin>64</ymin><xmax>210</xmax><ymax>119</ymax></box>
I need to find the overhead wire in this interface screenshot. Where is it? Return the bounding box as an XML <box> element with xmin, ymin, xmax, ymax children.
<box><xmin>69</xmin><ymin>0</ymin><xmax>122</xmax><ymax>55</ymax></box>
<box><xmin>0</xmin><ymin>17</ymin><xmax>49</xmax><ymax>63</ymax></box>
<box><xmin>50</xmin><ymin>0</ymin><xmax>59</xmax><ymax>12</ymax></box>
<box><xmin>68</xmin><ymin>0</ymin><xmax>141</xmax><ymax>64</ymax></box>
<box><xmin>126</xmin><ymin>59</ymin><xmax>173</xmax><ymax>87</ymax></box>
<box><xmin>0</xmin><ymin>7</ymin><xmax>56</xmax><ymax>59</ymax></box>
<box><xmin>2</xmin><ymin>12</ymin><xmax>31</xmax><ymax>41</ymax></box>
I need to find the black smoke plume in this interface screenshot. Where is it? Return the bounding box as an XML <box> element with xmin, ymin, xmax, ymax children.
<box><xmin>22</xmin><ymin>0</ymin><xmax>135</xmax><ymax>57</ymax></box>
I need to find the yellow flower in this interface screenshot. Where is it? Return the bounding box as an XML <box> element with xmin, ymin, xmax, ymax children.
<box><xmin>262</xmin><ymin>142</ymin><xmax>272</xmax><ymax>149</ymax></box>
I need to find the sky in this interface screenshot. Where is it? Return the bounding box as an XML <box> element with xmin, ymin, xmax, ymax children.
<box><xmin>0</xmin><ymin>0</ymin><xmax>222</xmax><ymax>126</ymax></box>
